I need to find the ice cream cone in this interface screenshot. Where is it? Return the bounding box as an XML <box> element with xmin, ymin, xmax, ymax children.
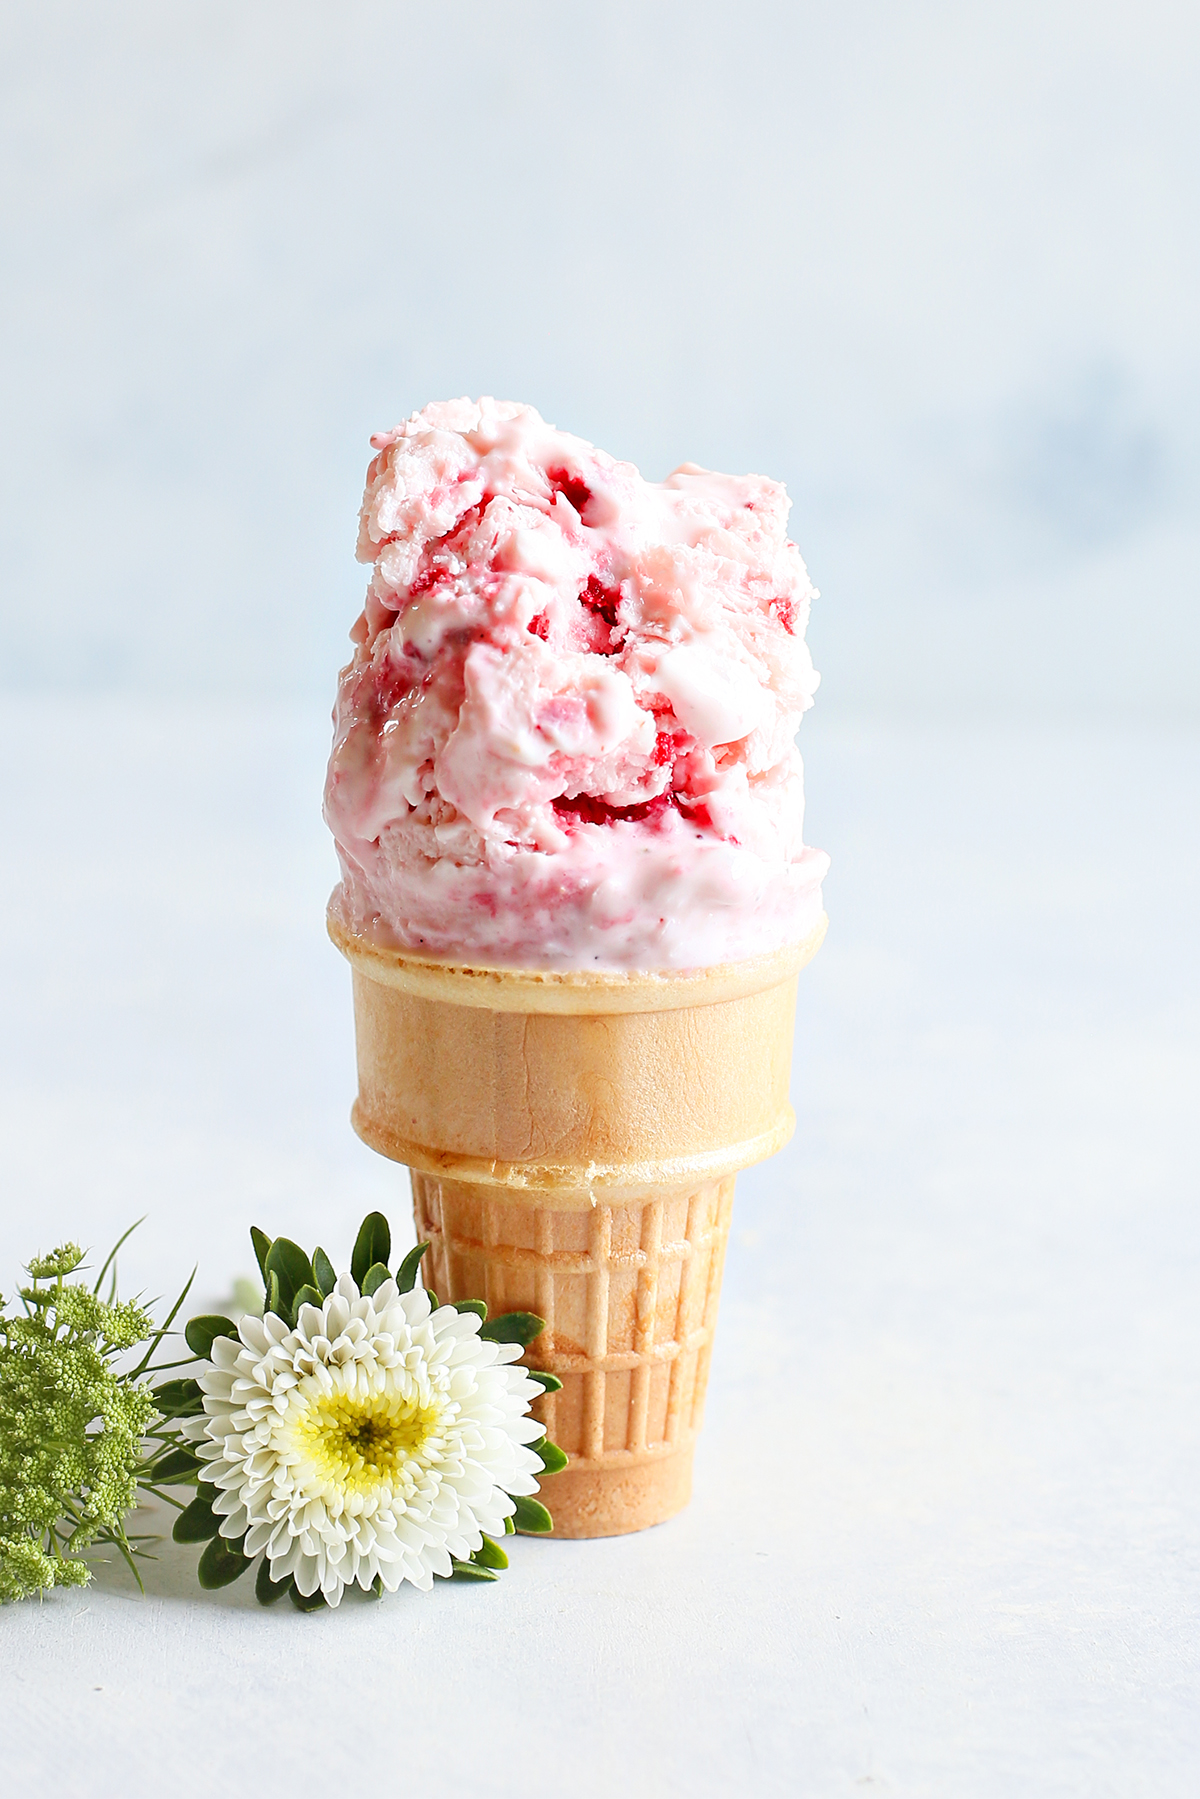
<box><xmin>329</xmin><ymin>909</ymin><xmax>826</xmax><ymax>1537</ymax></box>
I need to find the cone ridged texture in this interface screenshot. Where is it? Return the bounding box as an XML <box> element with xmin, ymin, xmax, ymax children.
<box><xmin>413</xmin><ymin>1172</ymin><xmax>734</xmax><ymax>1535</ymax></box>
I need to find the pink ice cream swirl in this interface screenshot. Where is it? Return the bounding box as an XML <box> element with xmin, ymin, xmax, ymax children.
<box><xmin>324</xmin><ymin>398</ymin><xmax>829</xmax><ymax>971</ymax></box>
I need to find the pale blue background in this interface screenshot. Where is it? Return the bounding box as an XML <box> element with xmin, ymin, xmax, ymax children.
<box><xmin>2</xmin><ymin>8</ymin><xmax>1199</xmax><ymax>1797</ymax></box>
<box><xmin>2</xmin><ymin>0</ymin><xmax>1197</xmax><ymax>715</ymax></box>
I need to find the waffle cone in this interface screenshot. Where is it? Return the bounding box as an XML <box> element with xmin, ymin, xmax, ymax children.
<box><xmin>329</xmin><ymin>910</ymin><xmax>826</xmax><ymax>1538</ymax></box>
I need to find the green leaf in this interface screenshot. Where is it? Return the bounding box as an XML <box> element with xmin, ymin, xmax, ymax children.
<box><xmin>471</xmin><ymin>1533</ymin><xmax>508</xmax><ymax>1571</ymax></box>
<box><xmin>525</xmin><ymin>1369</ymin><xmax>563</xmax><ymax>1394</ymax></box>
<box><xmin>106</xmin><ymin>1522</ymin><xmax>147</xmax><ymax>1594</ymax></box>
<box><xmin>313</xmin><ymin>1247</ymin><xmax>337</xmax><ymax>1298</ymax></box>
<box><xmin>152</xmin><ymin>1447</ymin><xmax>204</xmax><ymax>1482</ymax></box>
<box><xmin>198</xmin><ymin>1535</ymin><xmax>254</xmax><ymax>1589</ymax></box>
<box><xmin>536</xmin><ymin>1440</ymin><xmax>569</xmax><ymax>1475</ymax></box>
<box><xmin>449</xmin><ymin>1557</ymin><xmax>498</xmax><ymax>1582</ymax></box>
<box><xmin>503</xmin><ymin>1515</ymin><xmax>516</xmax><ymax>1535</ymax></box>
<box><xmin>365</xmin><ymin>1572</ymin><xmax>384</xmax><ymax>1601</ymax></box>
<box><xmin>184</xmin><ymin>1314</ymin><xmax>239</xmax><ymax>1358</ymax></box>
<box><xmin>264</xmin><ymin>1238</ymin><xmax>315</xmax><ymax>1318</ymax></box>
<box><xmin>255</xmin><ymin>1558</ymin><xmax>291</xmax><ymax>1606</ymax></box>
<box><xmin>479</xmin><ymin>1311</ymin><xmax>545</xmax><ymax>1347</ymax></box>
<box><xmin>452</xmin><ymin>1299</ymin><xmax>488</xmax><ymax>1320</ymax></box>
<box><xmin>510</xmin><ymin>1494</ymin><xmax>553</xmax><ymax>1534</ymax></box>
<box><xmin>289</xmin><ymin>1582</ymin><xmax>329</xmax><ymax>1613</ymax></box>
<box><xmin>292</xmin><ymin>1283</ymin><xmax>323</xmax><ymax>1315</ymax></box>
<box><xmin>174</xmin><ymin>1492</ymin><xmax>220</xmax><ymax>1543</ymax></box>
<box><xmin>351</xmin><ymin>1213</ymin><xmax>391</xmax><ymax>1289</ymax></box>
<box><xmin>425</xmin><ymin>1290</ymin><xmax>439</xmax><ymax>1310</ymax></box>
<box><xmin>267</xmin><ymin>1269</ymin><xmax>283</xmax><ymax>1321</ymax></box>
<box><xmin>91</xmin><ymin>1218</ymin><xmax>144</xmax><ymax>1298</ymax></box>
<box><xmin>395</xmin><ymin>1241</ymin><xmax>429</xmax><ymax>1294</ymax></box>
<box><xmin>361</xmin><ymin>1262</ymin><xmax>391</xmax><ymax>1297</ymax></box>
<box><xmin>250</xmin><ymin>1226</ymin><xmax>272</xmax><ymax>1284</ymax></box>
<box><xmin>153</xmin><ymin>1377</ymin><xmax>204</xmax><ymax>1417</ymax></box>
<box><xmin>130</xmin><ymin>1267</ymin><xmax>196</xmax><ymax>1378</ymax></box>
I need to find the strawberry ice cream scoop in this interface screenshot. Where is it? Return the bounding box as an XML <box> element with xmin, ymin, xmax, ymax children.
<box><xmin>324</xmin><ymin>398</ymin><xmax>829</xmax><ymax>970</ymax></box>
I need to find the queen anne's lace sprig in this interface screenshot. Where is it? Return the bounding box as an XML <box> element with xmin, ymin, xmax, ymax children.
<box><xmin>0</xmin><ymin>1237</ymin><xmax>197</xmax><ymax>1602</ymax></box>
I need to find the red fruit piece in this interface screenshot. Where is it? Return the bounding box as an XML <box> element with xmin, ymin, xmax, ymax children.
<box><xmin>547</xmin><ymin>467</ymin><xmax>593</xmax><ymax>518</ymax></box>
<box><xmin>553</xmin><ymin>792</ymin><xmax>675</xmax><ymax>829</ymax></box>
<box><xmin>580</xmin><ymin>575</ymin><xmax>621</xmax><ymax>628</ymax></box>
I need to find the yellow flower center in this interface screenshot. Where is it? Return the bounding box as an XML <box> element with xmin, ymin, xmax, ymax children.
<box><xmin>293</xmin><ymin>1389</ymin><xmax>442</xmax><ymax>1495</ymax></box>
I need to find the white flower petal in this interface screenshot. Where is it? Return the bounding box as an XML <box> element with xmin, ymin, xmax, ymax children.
<box><xmin>192</xmin><ymin>1271</ymin><xmax>548</xmax><ymax>1597</ymax></box>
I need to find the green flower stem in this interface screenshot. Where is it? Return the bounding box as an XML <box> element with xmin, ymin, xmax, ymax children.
<box><xmin>128</xmin><ymin>1271</ymin><xmax>195</xmax><ymax>1378</ymax></box>
<box><xmin>136</xmin><ymin>1486</ymin><xmax>190</xmax><ymax>1511</ymax></box>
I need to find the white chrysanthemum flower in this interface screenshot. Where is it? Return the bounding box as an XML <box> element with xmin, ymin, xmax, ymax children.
<box><xmin>185</xmin><ymin>1276</ymin><xmax>545</xmax><ymax>1606</ymax></box>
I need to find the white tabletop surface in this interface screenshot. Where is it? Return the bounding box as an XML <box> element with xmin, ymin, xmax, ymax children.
<box><xmin>1</xmin><ymin>696</ymin><xmax>1197</xmax><ymax>1798</ymax></box>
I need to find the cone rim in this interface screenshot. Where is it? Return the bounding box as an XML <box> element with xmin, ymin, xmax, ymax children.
<box><xmin>328</xmin><ymin>903</ymin><xmax>827</xmax><ymax>1013</ymax></box>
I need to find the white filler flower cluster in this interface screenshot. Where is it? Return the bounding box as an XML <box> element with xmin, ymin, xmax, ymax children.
<box><xmin>186</xmin><ymin>1275</ymin><xmax>546</xmax><ymax>1606</ymax></box>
